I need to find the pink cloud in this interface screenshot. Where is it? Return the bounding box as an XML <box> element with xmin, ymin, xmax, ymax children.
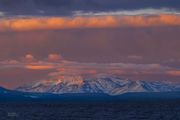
<box><xmin>48</xmin><ymin>53</ymin><xmax>63</xmax><ymax>62</ymax></box>
<box><xmin>20</xmin><ymin>54</ymin><xmax>37</xmax><ymax>63</ymax></box>
<box><xmin>166</xmin><ymin>70</ymin><xmax>180</xmax><ymax>76</ymax></box>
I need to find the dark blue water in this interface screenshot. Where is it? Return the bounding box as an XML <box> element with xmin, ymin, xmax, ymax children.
<box><xmin>0</xmin><ymin>101</ymin><xmax>180</xmax><ymax>120</ymax></box>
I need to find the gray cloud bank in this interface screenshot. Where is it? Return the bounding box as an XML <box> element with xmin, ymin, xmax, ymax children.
<box><xmin>0</xmin><ymin>0</ymin><xmax>179</xmax><ymax>16</ymax></box>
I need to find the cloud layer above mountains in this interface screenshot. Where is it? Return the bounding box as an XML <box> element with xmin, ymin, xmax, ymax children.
<box><xmin>0</xmin><ymin>0</ymin><xmax>180</xmax><ymax>88</ymax></box>
<box><xmin>0</xmin><ymin>54</ymin><xmax>180</xmax><ymax>88</ymax></box>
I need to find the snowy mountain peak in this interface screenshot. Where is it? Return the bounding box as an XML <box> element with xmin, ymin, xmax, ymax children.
<box><xmin>38</xmin><ymin>75</ymin><xmax>84</xmax><ymax>86</ymax></box>
<box><xmin>16</xmin><ymin>74</ymin><xmax>180</xmax><ymax>95</ymax></box>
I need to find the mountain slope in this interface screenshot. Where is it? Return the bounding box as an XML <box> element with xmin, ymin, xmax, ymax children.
<box><xmin>16</xmin><ymin>74</ymin><xmax>180</xmax><ymax>95</ymax></box>
<box><xmin>2</xmin><ymin>86</ymin><xmax>180</xmax><ymax>102</ymax></box>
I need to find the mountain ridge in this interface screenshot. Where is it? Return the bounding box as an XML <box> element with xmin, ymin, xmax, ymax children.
<box><xmin>16</xmin><ymin>74</ymin><xmax>180</xmax><ymax>95</ymax></box>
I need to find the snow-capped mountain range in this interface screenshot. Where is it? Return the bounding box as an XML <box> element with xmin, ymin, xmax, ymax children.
<box><xmin>16</xmin><ymin>74</ymin><xmax>180</xmax><ymax>95</ymax></box>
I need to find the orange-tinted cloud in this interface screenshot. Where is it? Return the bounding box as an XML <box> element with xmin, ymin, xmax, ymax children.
<box><xmin>13</xmin><ymin>54</ymin><xmax>37</xmax><ymax>63</ymax></box>
<box><xmin>24</xmin><ymin>54</ymin><xmax>36</xmax><ymax>62</ymax></box>
<box><xmin>48</xmin><ymin>53</ymin><xmax>63</xmax><ymax>62</ymax></box>
<box><xmin>25</xmin><ymin>65</ymin><xmax>55</xmax><ymax>70</ymax></box>
<box><xmin>0</xmin><ymin>15</ymin><xmax>180</xmax><ymax>31</ymax></box>
<box><xmin>166</xmin><ymin>70</ymin><xmax>180</xmax><ymax>76</ymax></box>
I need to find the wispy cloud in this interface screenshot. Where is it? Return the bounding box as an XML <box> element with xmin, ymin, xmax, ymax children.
<box><xmin>0</xmin><ymin>54</ymin><xmax>180</xmax><ymax>76</ymax></box>
<box><xmin>74</xmin><ymin>8</ymin><xmax>180</xmax><ymax>16</ymax></box>
<box><xmin>127</xmin><ymin>55</ymin><xmax>143</xmax><ymax>60</ymax></box>
<box><xmin>0</xmin><ymin>11</ymin><xmax>5</xmax><ymax>17</ymax></box>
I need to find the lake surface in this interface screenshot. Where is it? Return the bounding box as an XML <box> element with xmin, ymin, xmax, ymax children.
<box><xmin>0</xmin><ymin>101</ymin><xmax>180</xmax><ymax>120</ymax></box>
